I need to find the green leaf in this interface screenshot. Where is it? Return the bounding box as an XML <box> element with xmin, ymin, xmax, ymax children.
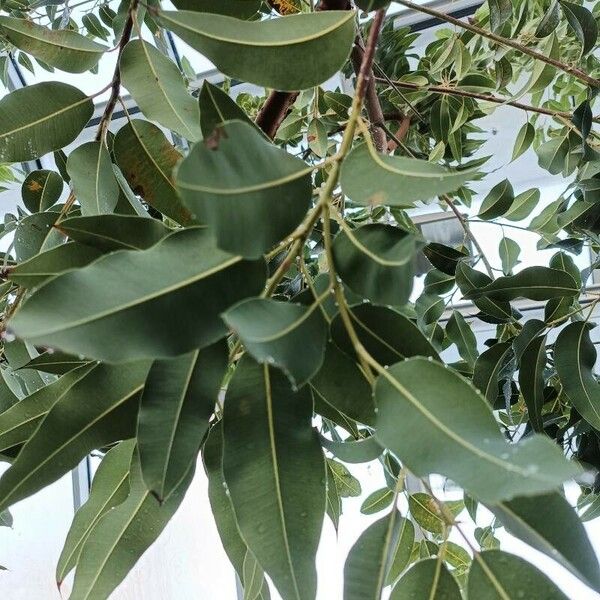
<box><xmin>198</xmin><ymin>80</ymin><xmax>256</xmax><ymax>138</ymax></box>
<box><xmin>223</xmin><ymin>297</ymin><xmax>327</xmax><ymax>388</ymax></box>
<box><xmin>560</xmin><ymin>1</ymin><xmax>598</xmax><ymax>56</ymax></box>
<box><xmin>355</xmin><ymin>0</ymin><xmax>390</xmax><ymax>11</ymax></box>
<box><xmin>504</xmin><ymin>188</ymin><xmax>540</xmax><ymax>221</ymax></box>
<box><xmin>82</xmin><ymin>13</ymin><xmax>109</xmax><ymax>40</ymax></box>
<box><xmin>0</xmin><ymin>361</ymin><xmax>149</xmax><ymax>511</ymax></box>
<box><xmin>243</xmin><ymin>550</ymin><xmax>269</xmax><ymax>600</ymax></box>
<box><xmin>326</xmin><ymin>463</ymin><xmax>342</xmax><ymax>531</ymax></box>
<box><xmin>332</xmin><ymin>224</ymin><xmax>416</xmax><ymax>306</ymax></box>
<box><xmin>488</xmin><ymin>0</ymin><xmax>512</xmax><ymax>32</ymax></box>
<box><xmin>0</xmin><ymin>17</ymin><xmax>106</xmax><ymax>73</ymax></box>
<box><xmin>423</xmin><ymin>243</ymin><xmax>468</xmax><ymax>276</ymax></box>
<box><xmin>320</xmin><ymin>435</ymin><xmax>382</xmax><ymax>464</ymax></box>
<box><xmin>555</xmin><ymin>322</ymin><xmax>600</xmax><ymax>430</ymax></box>
<box><xmin>446</xmin><ymin>310</ymin><xmax>478</xmax><ymax>366</ymax></box>
<box><xmin>536</xmin><ymin>0</ymin><xmax>561</xmax><ymax>37</ymax></box>
<box><xmin>512</xmin><ymin>122</ymin><xmax>535</xmax><ymax>161</ymax></box>
<box><xmin>0</xmin><ymin>509</ymin><xmax>12</xmax><ymax>528</ymax></box>
<box><xmin>7</xmin><ymin>242</ymin><xmax>103</xmax><ymax>288</ymax></box>
<box><xmin>499</xmin><ymin>236</ymin><xmax>520</xmax><ymax>275</ymax></box>
<box><xmin>518</xmin><ymin>335</ymin><xmax>547</xmax><ymax>432</ymax></box>
<box><xmin>0</xmin><ymin>363</ymin><xmax>95</xmax><ymax>453</ymax></box>
<box><xmin>0</xmin><ymin>82</ymin><xmax>94</xmax><ymax>162</ymax></box>
<box><xmin>344</xmin><ymin>510</ymin><xmax>402</xmax><ymax>600</ymax></box>
<box><xmin>57</xmin><ymin>214</ymin><xmax>170</xmax><ymax>252</ymax></box>
<box><xmin>478</xmin><ymin>179</ymin><xmax>514</xmax><ymax>220</ymax></box>
<box><xmin>310</xmin><ymin>342</ymin><xmax>376</xmax><ymax>427</ymax></box>
<box><xmin>120</xmin><ymin>40</ymin><xmax>201</xmax><ymax>141</ymax></box>
<box><xmin>21</xmin><ymin>169</ymin><xmax>63</xmax><ymax>212</ymax></box>
<box><xmin>138</xmin><ymin>340</ymin><xmax>227</xmax><ymax>501</ymax></box>
<box><xmin>14</xmin><ymin>211</ymin><xmax>60</xmax><ymax>262</ymax></box>
<box><xmin>408</xmin><ymin>493</ymin><xmax>445</xmax><ymax>534</ymax></box>
<box><xmin>415</xmin><ymin>294</ymin><xmax>444</xmax><ymax>326</ymax></box>
<box><xmin>327</xmin><ymin>458</ymin><xmax>361</xmax><ymax>497</ymax></box>
<box><xmin>172</xmin><ymin>0</ymin><xmax>263</xmax><ymax>18</ymax></box>
<box><xmin>390</xmin><ymin>558</ymin><xmax>461</xmax><ymax>600</ymax></box>
<box><xmin>222</xmin><ymin>357</ymin><xmax>326</xmax><ymax>600</ymax></box>
<box><xmin>56</xmin><ymin>439</ymin><xmax>135</xmax><ymax>584</ymax></box>
<box><xmin>385</xmin><ymin>517</ymin><xmax>415</xmax><ymax>585</ymax></box>
<box><xmin>66</xmin><ymin>141</ymin><xmax>119</xmax><ymax>216</ymax></box>
<box><xmin>361</xmin><ymin>488</ymin><xmax>395</xmax><ymax>515</ymax></box>
<box><xmin>473</xmin><ymin>342</ymin><xmax>513</xmax><ymax>405</ymax></box>
<box><xmin>331</xmin><ymin>304</ymin><xmax>439</xmax><ymax>367</ymax></box>
<box><xmin>177</xmin><ymin>120</ymin><xmax>312</xmax><ymax>258</ymax></box>
<box><xmin>467</xmin><ymin>550</ymin><xmax>568</xmax><ymax>599</ymax></box>
<box><xmin>158</xmin><ymin>10</ymin><xmax>355</xmax><ymax>90</ymax></box>
<box><xmin>374</xmin><ymin>357</ymin><xmax>580</xmax><ymax>503</ymax></box>
<box><xmin>340</xmin><ymin>142</ymin><xmax>472</xmax><ymax>207</ymax></box>
<box><xmin>70</xmin><ymin>453</ymin><xmax>193</xmax><ymax>600</ymax></box>
<box><xmin>308</xmin><ymin>118</ymin><xmax>328</xmax><ymax>158</ymax></box>
<box><xmin>113</xmin><ymin>119</ymin><xmax>192</xmax><ymax>225</ymax></box>
<box><xmin>465</xmin><ymin>266</ymin><xmax>579</xmax><ymax>302</ymax></box>
<box><xmin>10</xmin><ymin>228</ymin><xmax>266</xmax><ymax>362</ymax></box>
<box><xmin>19</xmin><ymin>350</ymin><xmax>89</xmax><ymax>375</ymax></box>
<box><xmin>489</xmin><ymin>492</ymin><xmax>600</xmax><ymax>591</ymax></box>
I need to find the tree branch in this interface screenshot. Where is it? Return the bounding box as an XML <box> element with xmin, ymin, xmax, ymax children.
<box><xmin>95</xmin><ymin>0</ymin><xmax>139</xmax><ymax>141</ymax></box>
<box><xmin>375</xmin><ymin>77</ymin><xmax>600</xmax><ymax>122</ymax></box>
<box><xmin>394</xmin><ymin>0</ymin><xmax>599</xmax><ymax>89</ymax></box>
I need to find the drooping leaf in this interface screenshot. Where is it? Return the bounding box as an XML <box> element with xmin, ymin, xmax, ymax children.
<box><xmin>332</xmin><ymin>224</ymin><xmax>416</xmax><ymax>306</ymax></box>
<box><xmin>222</xmin><ymin>357</ymin><xmax>326</xmax><ymax>600</ymax></box>
<box><xmin>390</xmin><ymin>558</ymin><xmax>461</xmax><ymax>600</ymax></box>
<box><xmin>518</xmin><ymin>335</ymin><xmax>547</xmax><ymax>432</ymax></box>
<box><xmin>340</xmin><ymin>142</ymin><xmax>472</xmax><ymax>207</ymax></box>
<box><xmin>488</xmin><ymin>492</ymin><xmax>600</xmax><ymax>591</ymax></box>
<box><xmin>555</xmin><ymin>322</ymin><xmax>600</xmax><ymax>430</ymax></box>
<box><xmin>467</xmin><ymin>550</ymin><xmax>568</xmax><ymax>599</ymax></box>
<box><xmin>344</xmin><ymin>509</ymin><xmax>401</xmax><ymax>600</ymax></box>
<box><xmin>385</xmin><ymin>517</ymin><xmax>415</xmax><ymax>585</ymax></box>
<box><xmin>158</xmin><ymin>10</ymin><xmax>356</xmax><ymax>91</ymax></box>
<box><xmin>327</xmin><ymin>458</ymin><xmax>361</xmax><ymax>497</ymax></box>
<box><xmin>0</xmin><ymin>361</ymin><xmax>149</xmax><ymax>512</ymax></box>
<box><xmin>374</xmin><ymin>358</ymin><xmax>580</xmax><ymax>503</ymax></box>
<box><xmin>21</xmin><ymin>169</ymin><xmax>63</xmax><ymax>213</ymax></box>
<box><xmin>113</xmin><ymin>119</ymin><xmax>192</xmax><ymax>225</ymax></box>
<box><xmin>498</xmin><ymin>237</ymin><xmax>520</xmax><ymax>275</ymax></box>
<box><xmin>0</xmin><ymin>82</ymin><xmax>94</xmax><ymax>162</ymax></box>
<box><xmin>446</xmin><ymin>310</ymin><xmax>478</xmax><ymax>366</ymax></box>
<box><xmin>198</xmin><ymin>80</ymin><xmax>257</xmax><ymax>138</ymax></box>
<box><xmin>465</xmin><ymin>266</ymin><xmax>579</xmax><ymax>302</ymax></box>
<box><xmin>57</xmin><ymin>214</ymin><xmax>170</xmax><ymax>252</ymax></box>
<box><xmin>473</xmin><ymin>342</ymin><xmax>513</xmax><ymax>405</ymax></box>
<box><xmin>177</xmin><ymin>120</ymin><xmax>312</xmax><ymax>258</ymax></box>
<box><xmin>331</xmin><ymin>304</ymin><xmax>439</xmax><ymax>366</ymax></box>
<box><xmin>223</xmin><ymin>297</ymin><xmax>327</xmax><ymax>387</ymax></box>
<box><xmin>56</xmin><ymin>439</ymin><xmax>135</xmax><ymax>584</ymax></box>
<box><xmin>69</xmin><ymin>453</ymin><xmax>194</xmax><ymax>600</ymax></box>
<box><xmin>0</xmin><ymin>17</ymin><xmax>106</xmax><ymax>73</ymax></box>
<box><xmin>9</xmin><ymin>228</ymin><xmax>266</xmax><ymax>362</ymax></box>
<box><xmin>560</xmin><ymin>0</ymin><xmax>598</xmax><ymax>56</ymax></box>
<box><xmin>120</xmin><ymin>40</ymin><xmax>201</xmax><ymax>141</ymax></box>
<box><xmin>138</xmin><ymin>340</ymin><xmax>227</xmax><ymax>501</ymax></box>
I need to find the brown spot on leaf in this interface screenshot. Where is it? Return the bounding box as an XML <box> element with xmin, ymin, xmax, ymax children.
<box><xmin>204</xmin><ymin>126</ymin><xmax>228</xmax><ymax>151</ymax></box>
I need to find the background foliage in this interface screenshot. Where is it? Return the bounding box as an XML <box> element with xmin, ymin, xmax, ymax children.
<box><xmin>0</xmin><ymin>0</ymin><xmax>599</xmax><ymax>598</ymax></box>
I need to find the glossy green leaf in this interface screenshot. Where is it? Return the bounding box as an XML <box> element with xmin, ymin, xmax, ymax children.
<box><xmin>331</xmin><ymin>304</ymin><xmax>439</xmax><ymax>367</ymax></box>
<box><xmin>0</xmin><ymin>17</ymin><xmax>106</xmax><ymax>73</ymax></box>
<box><xmin>56</xmin><ymin>439</ymin><xmax>135</xmax><ymax>584</ymax></box>
<box><xmin>158</xmin><ymin>10</ymin><xmax>356</xmax><ymax>90</ymax></box>
<box><xmin>10</xmin><ymin>228</ymin><xmax>266</xmax><ymax>362</ymax></box>
<box><xmin>0</xmin><ymin>361</ymin><xmax>149</xmax><ymax>512</ymax></box>
<box><xmin>466</xmin><ymin>266</ymin><xmax>579</xmax><ymax>302</ymax></box>
<box><xmin>478</xmin><ymin>179</ymin><xmax>514</xmax><ymax>220</ymax></box>
<box><xmin>512</xmin><ymin>122</ymin><xmax>535</xmax><ymax>161</ymax></box>
<box><xmin>198</xmin><ymin>80</ymin><xmax>256</xmax><ymax>138</ymax></box>
<box><xmin>504</xmin><ymin>188</ymin><xmax>540</xmax><ymax>221</ymax></box>
<box><xmin>177</xmin><ymin>120</ymin><xmax>312</xmax><ymax>258</ymax></box>
<box><xmin>138</xmin><ymin>340</ymin><xmax>227</xmax><ymax>501</ymax></box>
<box><xmin>446</xmin><ymin>310</ymin><xmax>478</xmax><ymax>366</ymax></box>
<box><xmin>0</xmin><ymin>82</ymin><xmax>94</xmax><ymax>162</ymax></box>
<box><xmin>374</xmin><ymin>358</ymin><xmax>580</xmax><ymax>503</ymax></box>
<box><xmin>21</xmin><ymin>169</ymin><xmax>63</xmax><ymax>212</ymax></box>
<box><xmin>113</xmin><ymin>119</ymin><xmax>192</xmax><ymax>225</ymax></box>
<box><xmin>120</xmin><ymin>40</ymin><xmax>201</xmax><ymax>141</ymax></box>
<box><xmin>361</xmin><ymin>488</ymin><xmax>395</xmax><ymax>515</ymax></box>
<box><xmin>310</xmin><ymin>342</ymin><xmax>376</xmax><ymax>427</ymax></box>
<box><xmin>344</xmin><ymin>510</ymin><xmax>401</xmax><ymax>600</ymax></box>
<box><xmin>423</xmin><ymin>243</ymin><xmax>468</xmax><ymax>276</ymax></box>
<box><xmin>224</xmin><ymin>297</ymin><xmax>327</xmax><ymax>387</ymax></box>
<box><xmin>332</xmin><ymin>224</ymin><xmax>416</xmax><ymax>306</ymax></box>
<box><xmin>555</xmin><ymin>322</ymin><xmax>600</xmax><ymax>430</ymax></box>
<box><xmin>70</xmin><ymin>453</ymin><xmax>193</xmax><ymax>600</ymax></box>
<box><xmin>340</xmin><ymin>142</ymin><xmax>472</xmax><ymax>207</ymax></box>
<box><xmin>172</xmin><ymin>0</ymin><xmax>262</xmax><ymax>17</ymax></box>
<box><xmin>560</xmin><ymin>0</ymin><xmax>598</xmax><ymax>56</ymax></box>
<box><xmin>473</xmin><ymin>342</ymin><xmax>513</xmax><ymax>405</ymax></box>
<box><xmin>57</xmin><ymin>214</ymin><xmax>170</xmax><ymax>252</ymax></box>
<box><xmin>19</xmin><ymin>350</ymin><xmax>89</xmax><ymax>375</ymax></box>
<box><xmin>499</xmin><ymin>237</ymin><xmax>520</xmax><ymax>275</ymax></box>
<box><xmin>489</xmin><ymin>492</ymin><xmax>600</xmax><ymax>591</ymax></box>
<box><xmin>222</xmin><ymin>357</ymin><xmax>326</xmax><ymax>600</ymax></box>
<box><xmin>518</xmin><ymin>335</ymin><xmax>547</xmax><ymax>432</ymax></box>
<box><xmin>536</xmin><ymin>0</ymin><xmax>560</xmax><ymax>37</ymax></box>
<box><xmin>467</xmin><ymin>550</ymin><xmax>568</xmax><ymax>599</ymax></box>
<box><xmin>390</xmin><ymin>558</ymin><xmax>461</xmax><ymax>600</ymax></box>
